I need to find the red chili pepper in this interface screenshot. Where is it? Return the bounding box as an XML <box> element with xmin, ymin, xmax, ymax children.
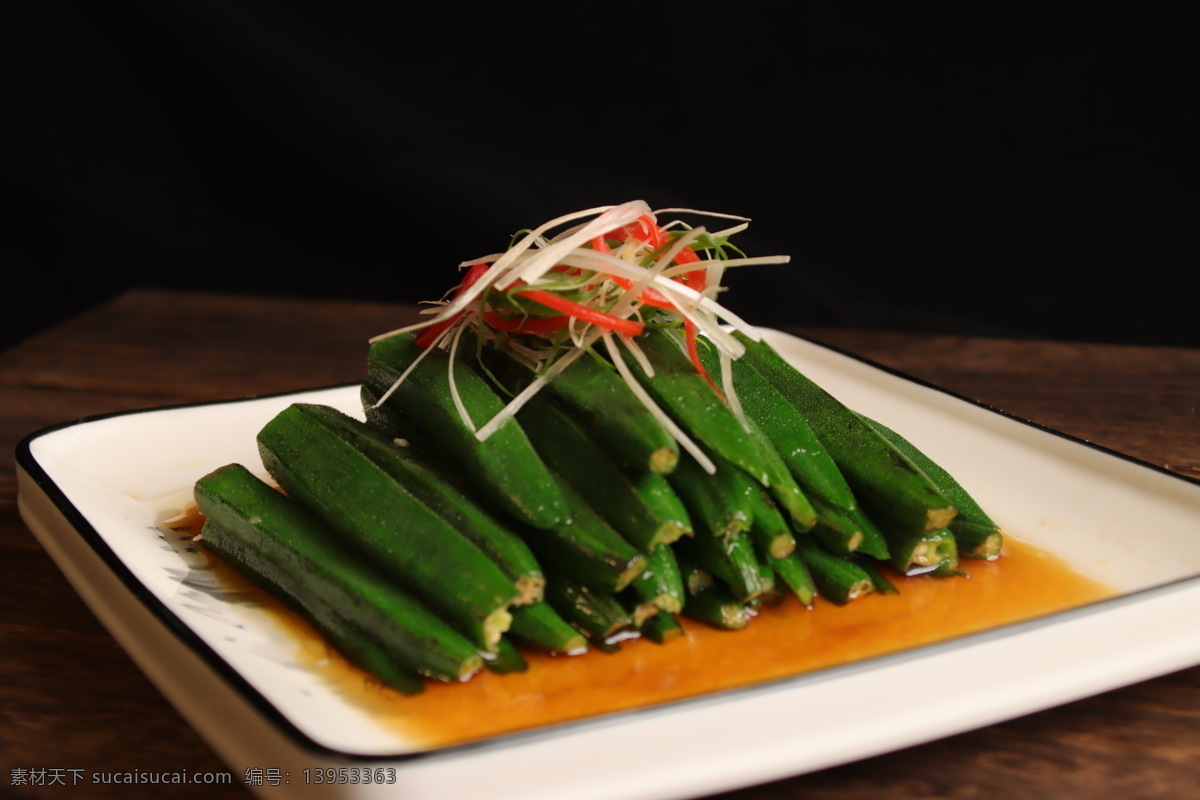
<box><xmin>483</xmin><ymin>311</ymin><xmax>571</xmax><ymax>334</ymax></box>
<box><xmin>602</xmin><ymin>214</ymin><xmax>664</xmax><ymax>249</ymax></box>
<box><xmin>514</xmin><ymin>288</ymin><xmax>644</xmax><ymax>337</ymax></box>
<box><xmin>606</xmin><ymin>274</ymin><xmax>674</xmax><ymax>309</ymax></box>
<box><xmin>671</xmin><ymin>267</ymin><xmax>720</xmax><ymax>391</ymax></box>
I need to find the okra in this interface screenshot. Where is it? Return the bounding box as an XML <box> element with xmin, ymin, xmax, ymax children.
<box><xmin>485</xmin><ymin>637</ymin><xmax>529</xmax><ymax>674</ymax></box>
<box><xmin>543</xmin><ymin>577</ymin><xmax>634</xmax><ymax>642</ymax></box>
<box><xmin>629</xmin><ymin>329</ymin><xmax>817</xmax><ymax>530</ymax></box>
<box><xmin>809</xmin><ymin>496</ymin><xmax>890</xmax><ymax>560</ymax></box>
<box><xmin>859</xmin><ymin>415</ymin><xmax>1004</xmax><ymax>559</ymax></box>
<box><xmin>854</xmin><ymin>556</ymin><xmax>900</xmax><ymax>595</ymax></box>
<box><xmin>481</xmin><ymin>343</ymin><xmax>680</xmax><ymax>475</ymax></box>
<box><xmin>674</xmin><ymin>530</ymin><xmax>773</xmax><ymax>604</ymax></box>
<box><xmin>362</xmin><ymin>332</ymin><xmax>567</xmax><ymax>529</ymax></box>
<box><xmin>640</xmin><ymin>609</ymin><xmax>684</xmax><ymax>644</ymax></box>
<box><xmin>521</xmin><ymin>480</ymin><xmax>647</xmax><ymax>594</ymax></box>
<box><xmin>203</xmin><ymin>520</ymin><xmax>426</xmax><ymax>694</ymax></box>
<box><xmin>736</xmin><ymin>334</ymin><xmax>957</xmax><ymax>566</ymax></box>
<box><xmin>194</xmin><ymin>463</ymin><xmax>482</xmax><ymax>684</ymax></box>
<box><xmin>766</xmin><ymin>551</ymin><xmax>816</xmax><ymax>608</ymax></box>
<box><xmin>745</xmin><ymin>484</ymin><xmax>797</xmax><ymax>561</ymax></box>
<box><xmin>508</xmin><ymin>602</ymin><xmax>588</xmax><ymax>655</ymax></box>
<box><xmin>620</xmin><ymin>592</ymin><xmax>662</xmax><ymax>628</ymax></box>
<box><xmin>518</xmin><ymin>388</ymin><xmax>692</xmax><ymax>551</ymax></box>
<box><xmin>257</xmin><ymin>403</ymin><xmax>517</xmax><ymax>651</ymax></box>
<box><xmin>300</xmin><ymin>403</ymin><xmax>545</xmax><ymax>604</ymax></box>
<box><xmin>667</xmin><ymin>454</ymin><xmax>754</xmax><ymax>538</ymax></box>
<box><xmin>893</xmin><ymin>528</ymin><xmax>959</xmax><ymax>575</ymax></box>
<box><xmin>702</xmin><ymin>342</ymin><xmax>858</xmax><ymax>512</ymax></box>
<box><xmin>793</xmin><ymin>534</ymin><xmax>875</xmax><ymax>605</ymax></box>
<box><xmin>679</xmin><ymin>557</ymin><xmax>715</xmax><ymax>596</ymax></box>
<box><xmin>682</xmin><ymin>582</ymin><xmax>753</xmax><ymax>631</ymax></box>
<box><xmin>627</xmin><ymin>540</ymin><xmax>685</xmax><ymax>614</ymax></box>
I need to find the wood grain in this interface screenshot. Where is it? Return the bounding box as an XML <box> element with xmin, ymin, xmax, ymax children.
<box><xmin>3</xmin><ymin>289</ymin><xmax>1197</xmax><ymax>799</ymax></box>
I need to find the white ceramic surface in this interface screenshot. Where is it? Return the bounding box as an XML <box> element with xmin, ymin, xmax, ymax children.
<box><xmin>16</xmin><ymin>329</ymin><xmax>1200</xmax><ymax>800</ymax></box>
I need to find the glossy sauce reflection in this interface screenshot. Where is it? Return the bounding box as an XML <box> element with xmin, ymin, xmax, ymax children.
<box><xmin>211</xmin><ymin>538</ymin><xmax>1114</xmax><ymax>749</ymax></box>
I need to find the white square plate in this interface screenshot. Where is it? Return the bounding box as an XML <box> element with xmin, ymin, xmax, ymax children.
<box><xmin>16</xmin><ymin>329</ymin><xmax>1200</xmax><ymax>799</ymax></box>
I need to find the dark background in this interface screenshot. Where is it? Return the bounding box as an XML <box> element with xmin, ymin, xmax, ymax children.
<box><xmin>5</xmin><ymin>2</ymin><xmax>1195</xmax><ymax>351</ymax></box>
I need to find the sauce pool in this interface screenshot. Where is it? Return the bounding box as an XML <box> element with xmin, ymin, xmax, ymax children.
<box><xmin>206</xmin><ymin>537</ymin><xmax>1113</xmax><ymax>749</ymax></box>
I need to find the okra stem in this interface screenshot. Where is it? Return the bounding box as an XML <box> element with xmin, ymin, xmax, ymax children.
<box><xmin>745</xmin><ymin>485</ymin><xmax>797</xmax><ymax>561</ymax></box>
<box><xmin>793</xmin><ymin>534</ymin><xmax>875</xmax><ymax>605</ymax></box>
<box><xmin>628</xmin><ymin>541</ymin><xmax>685</xmax><ymax>614</ymax></box>
<box><xmin>543</xmin><ymin>578</ymin><xmax>634</xmax><ymax>643</ymax></box>
<box><xmin>640</xmin><ymin>610</ymin><xmax>684</xmax><ymax>644</ymax></box>
<box><xmin>521</xmin><ymin>480</ymin><xmax>647</xmax><ymax>593</ymax></box>
<box><xmin>508</xmin><ymin>602</ymin><xmax>588</xmax><ymax>655</ymax></box>
<box><xmin>674</xmin><ymin>530</ymin><xmax>772</xmax><ymax>604</ymax></box>
<box><xmin>767</xmin><ymin>551</ymin><xmax>816</xmax><ymax>608</ymax></box>
<box><xmin>893</xmin><ymin>529</ymin><xmax>959</xmax><ymax>575</ymax></box>
<box><xmin>682</xmin><ymin>583</ymin><xmax>753</xmax><ymax>631</ymax></box>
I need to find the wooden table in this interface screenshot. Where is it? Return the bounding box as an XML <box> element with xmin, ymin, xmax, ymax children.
<box><xmin>3</xmin><ymin>289</ymin><xmax>1198</xmax><ymax>799</ymax></box>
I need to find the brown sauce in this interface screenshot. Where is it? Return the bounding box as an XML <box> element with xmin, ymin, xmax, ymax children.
<box><xmin>205</xmin><ymin>537</ymin><xmax>1115</xmax><ymax>749</ymax></box>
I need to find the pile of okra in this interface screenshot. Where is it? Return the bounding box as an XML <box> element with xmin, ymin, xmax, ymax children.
<box><xmin>193</xmin><ymin>327</ymin><xmax>1003</xmax><ymax>694</ymax></box>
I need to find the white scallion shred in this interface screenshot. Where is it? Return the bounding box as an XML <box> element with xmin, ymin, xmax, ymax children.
<box><xmin>473</xmin><ymin>342</ymin><xmax>590</xmax><ymax>442</ymax></box>
<box><xmin>371</xmin><ymin>202</ymin><xmax>788</xmax><ymax>453</ymax></box>
<box><xmin>605</xmin><ymin>332</ymin><xmax>716</xmax><ymax>475</ymax></box>
<box><xmin>720</xmin><ymin>349</ymin><xmax>751</xmax><ymax>432</ymax></box>
<box><xmin>445</xmin><ymin>320</ymin><xmax>477</xmax><ymax>432</ymax></box>
<box><xmin>372</xmin><ymin>324</ymin><xmax>451</xmax><ymax>407</ymax></box>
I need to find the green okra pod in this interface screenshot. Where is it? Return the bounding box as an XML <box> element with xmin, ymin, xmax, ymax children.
<box><xmin>543</xmin><ymin>578</ymin><xmax>635</xmax><ymax>643</ymax></box>
<box><xmin>628</xmin><ymin>329</ymin><xmax>817</xmax><ymax>530</ymax></box>
<box><xmin>482</xmin><ymin>343</ymin><xmax>680</xmax><ymax>475</ymax></box>
<box><xmin>809</xmin><ymin>496</ymin><xmax>890</xmax><ymax>560</ymax></box>
<box><xmin>628</xmin><ymin>540</ymin><xmax>685</xmax><ymax>614</ymax></box>
<box><xmin>745</xmin><ymin>484</ymin><xmax>797</xmax><ymax>561</ymax></box>
<box><xmin>859</xmin><ymin>414</ymin><xmax>1003</xmax><ymax>560</ymax></box>
<box><xmin>736</xmin><ymin>333</ymin><xmax>957</xmax><ymax>568</ymax></box>
<box><xmin>300</xmin><ymin>403</ymin><xmax>546</xmax><ymax>604</ymax></box>
<box><xmin>766</xmin><ymin>551</ymin><xmax>816</xmax><ymax>608</ymax></box>
<box><xmin>518</xmin><ymin>388</ymin><xmax>692</xmax><ymax>551</ymax></box>
<box><xmin>194</xmin><ymin>463</ymin><xmax>483</xmax><ymax>684</ymax></box>
<box><xmin>703</xmin><ymin>341</ymin><xmax>859</xmax><ymax>512</ymax></box>
<box><xmin>363</xmin><ymin>332</ymin><xmax>568</xmax><ymax>529</ymax></box>
<box><xmin>257</xmin><ymin>403</ymin><xmax>518</xmax><ymax>652</ymax></box>
<box><xmin>682</xmin><ymin>582</ymin><xmax>753</xmax><ymax>631</ymax></box>
<box><xmin>667</xmin><ymin>454</ymin><xmax>754</xmax><ymax>538</ymax></box>
<box><xmin>520</xmin><ymin>480</ymin><xmax>647</xmax><ymax>594</ymax></box>
<box><xmin>793</xmin><ymin>534</ymin><xmax>875</xmax><ymax>605</ymax></box>
<box><xmin>508</xmin><ymin>602</ymin><xmax>589</xmax><ymax>655</ymax></box>
<box><xmin>891</xmin><ymin>528</ymin><xmax>959</xmax><ymax>575</ymax></box>
<box><xmin>674</xmin><ymin>530</ymin><xmax>773</xmax><ymax>604</ymax></box>
<box><xmin>640</xmin><ymin>609</ymin><xmax>684</xmax><ymax>644</ymax></box>
<box><xmin>485</xmin><ymin>637</ymin><xmax>529</xmax><ymax>674</ymax></box>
